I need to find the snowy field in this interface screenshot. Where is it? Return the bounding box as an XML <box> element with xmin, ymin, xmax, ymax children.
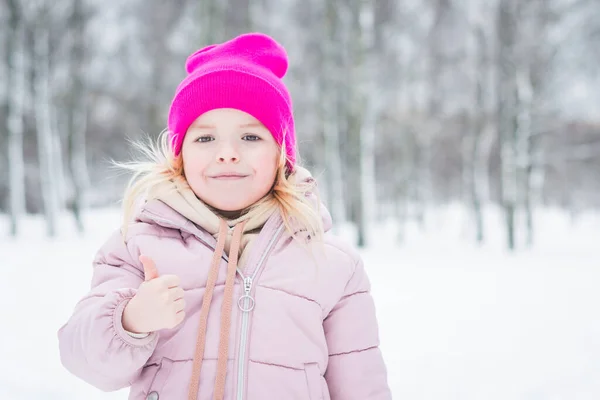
<box><xmin>1</xmin><ymin>205</ymin><xmax>599</xmax><ymax>399</ymax></box>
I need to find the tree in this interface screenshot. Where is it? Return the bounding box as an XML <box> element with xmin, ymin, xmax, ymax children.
<box><xmin>64</xmin><ymin>0</ymin><xmax>92</xmax><ymax>233</ymax></box>
<box><xmin>3</xmin><ymin>0</ymin><xmax>26</xmax><ymax>236</ymax></box>
<box><xmin>462</xmin><ymin>0</ymin><xmax>495</xmax><ymax>244</ymax></box>
<box><xmin>29</xmin><ymin>0</ymin><xmax>61</xmax><ymax>237</ymax></box>
<box><xmin>496</xmin><ymin>0</ymin><xmax>519</xmax><ymax>251</ymax></box>
<box><xmin>319</xmin><ymin>0</ymin><xmax>347</xmax><ymax>232</ymax></box>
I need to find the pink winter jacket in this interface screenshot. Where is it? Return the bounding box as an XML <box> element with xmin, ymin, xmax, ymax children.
<box><xmin>57</xmin><ymin>199</ymin><xmax>391</xmax><ymax>400</ymax></box>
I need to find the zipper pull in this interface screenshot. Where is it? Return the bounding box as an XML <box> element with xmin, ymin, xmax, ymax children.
<box><xmin>244</xmin><ymin>276</ymin><xmax>253</xmax><ymax>294</ymax></box>
<box><xmin>239</xmin><ymin>276</ymin><xmax>255</xmax><ymax>312</ymax></box>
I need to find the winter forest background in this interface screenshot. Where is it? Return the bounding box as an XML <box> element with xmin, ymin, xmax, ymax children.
<box><xmin>0</xmin><ymin>0</ymin><xmax>600</xmax><ymax>248</ymax></box>
<box><xmin>2</xmin><ymin>0</ymin><xmax>600</xmax><ymax>399</ymax></box>
<box><xmin>1</xmin><ymin>0</ymin><xmax>599</xmax><ymax>249</ymax></box>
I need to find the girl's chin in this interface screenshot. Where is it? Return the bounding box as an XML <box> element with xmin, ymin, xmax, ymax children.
<box><xmin>203</xmin><ymin>198</ymin><xmax>255</xmax><ymax>212</ymax></box>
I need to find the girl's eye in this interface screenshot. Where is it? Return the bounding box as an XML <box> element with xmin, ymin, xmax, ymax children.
<box><xmin>196</xmin><ymin>136</ymin><xmax>214</xmax><ymax>143</ymax></box>
<box><xmin>243</xmin><ymin>134</ymin><xmax>261</xmax><ymax>141</ymax></box>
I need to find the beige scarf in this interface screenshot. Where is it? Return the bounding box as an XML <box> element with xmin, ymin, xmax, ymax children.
<box><xmin>146</xmin><ymin>177</ymin><xmax>277</xmax><ymax>267</ymax></box>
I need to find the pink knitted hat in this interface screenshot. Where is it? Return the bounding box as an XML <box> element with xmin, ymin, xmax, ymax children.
<box><xmin>167</xmin><ymin>32</ymin><xmax>296</xmax><ymax>171</ymax></box>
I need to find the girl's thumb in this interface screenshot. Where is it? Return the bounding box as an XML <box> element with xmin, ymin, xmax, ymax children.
<box><xmin>139</xmin><ymin>255</ymin><xmax>159</xmax><ymax>281</ymax></box>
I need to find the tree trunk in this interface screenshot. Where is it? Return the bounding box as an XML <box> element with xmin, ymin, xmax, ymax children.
<box><xmin>359</xmin><ymin>95</ymin><xmax>377</xmax><ymax>247</ymax></box>
<box><xmin>51</xmin><ymin>108</ymin><xmax>68</xmax><ymax>209</ymax></box>
<box><xmin>33</xmin><ymin>23</ymin><xmax>60</xmax><ymax>237</ymax></box>
<box><xmin>462</xmin><ymin>124</ymin><xmax>482</xmax><ymax>243</ymax></box>
<box><xmin>415</xmin><ymin>130</ymin><xmax>433</xmax><ymax>230</ymax></box>
<box><xmin>323</xmin><ymin>94</ymin><xmax>346</xmax><ymax>231</ymax></box>
<box><xmin>320</xmin><ymin>0</ymin><xmax>347</xmax><ymax>232</ymax></box>
<box><xmin>497</xmin><ymin>0</ymin><xmax>519</xmax><ymax>251</ymax></box>
<box><xmin>516</xmin><ymin>65</ymin><xmax>534</xmax><ymax>247</ymax></box>
<box><xmin>463</xmin><ymin>21</ymin><xmax>492</xmax><ymax>245</ymax></box>
<box><xmin>66</xmin><ymin>0</ymin><xmax>90</xmax><ymax>233</ymax></box>
<box><xmin>346</xmin><ymin>0</ymin><xmax>367</xmax><ymax>247</ymax></box>
<box><xmin>417</xmin><ymin>0</ymin><xmax>449</xmax><ymax>231</ymax></box>
<box><xmin>356</xmin><ymin>0</ymin><xmax>388</xmax><ymax>246</ymax></box>
<box><xmin>5</xmin><ymin>0</ymin><xmax>26</xmax><ymax>236</ymax></box>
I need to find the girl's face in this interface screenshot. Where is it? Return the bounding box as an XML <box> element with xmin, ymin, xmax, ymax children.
<box><xmin>181</xmin><ymin>108</ymin><xmax>279</xmax><ymax>212</ymax></box>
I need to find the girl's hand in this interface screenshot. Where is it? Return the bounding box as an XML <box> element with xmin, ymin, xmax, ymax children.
<box><xmin>122</xmin><ymin>255</ymin><xmax>186</xmax><ymax>333</ymax></box>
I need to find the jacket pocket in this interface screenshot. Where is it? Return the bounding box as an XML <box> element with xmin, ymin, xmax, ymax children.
<box><xmin>304</xmin><ymin>362</ymin><xmax>323</xmax><ymax>400</ymax></box>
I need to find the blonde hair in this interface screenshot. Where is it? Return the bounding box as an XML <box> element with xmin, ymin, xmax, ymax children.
<box><xmin>113</xmin><ymin>129</ymin><xmax>325</xmax><ymax>246</ymax></box>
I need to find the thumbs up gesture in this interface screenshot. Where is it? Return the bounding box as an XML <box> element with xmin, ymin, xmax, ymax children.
<box><xmin>122</xmin><ymin>255</ymin><xmax>186</xmax><ymax>334</ymax></box>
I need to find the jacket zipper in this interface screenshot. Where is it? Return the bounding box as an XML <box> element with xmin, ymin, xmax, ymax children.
<box><xmin>235</xmin><ymin>223</ymin><xmax>285</xmax><ymax>400</ymax></box>
<box><xmin>144</xmin><ymin>209</ymin><xmax>285</xmax><ymax>399</ymax></box>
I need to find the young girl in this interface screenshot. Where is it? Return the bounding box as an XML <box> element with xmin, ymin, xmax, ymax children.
<box><xmin>58</xmin><ymin>32</ymin><xmax>391</xmax><ymax>400</ymax></box>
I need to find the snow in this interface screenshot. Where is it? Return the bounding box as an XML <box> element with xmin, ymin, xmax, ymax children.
<box><xmin>1</xmin><ymin>204</ymin><xmax>599</xmax><ymax>399</ymax></box>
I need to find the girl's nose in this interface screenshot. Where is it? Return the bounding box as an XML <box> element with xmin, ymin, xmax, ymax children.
<box><xmin>216</xmin><ymin>142</ymin><xmax>240</xmax><ymax>163</ymax></box>
<box><xmin>218</xmin><ymin>155</ymin><xmax>239</xmax><ymax>163</ymax></box>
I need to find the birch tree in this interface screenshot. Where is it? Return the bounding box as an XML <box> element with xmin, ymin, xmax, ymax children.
<box><xmin>416</xmin><ymin>0</ymin><xmax>451</xmax><ymax>228</ymax></box>
<box><xmin>29</xmin><ymin>1</ymin><xmax>61</xmax><ymax>237</ymax></box>
<box><xmin>356</xmin><ymin>0</ymin><xmax>378</xmax><ymax>247</ymax></box>
<box><xmin>345</xmin><ymin>0</ymin><xmax>397</xmax><ymax>247</ymax></box>
<box><xmin>462</xmin><ymin>0</ymin><xmax>495</xmax><ymax>244</ymax></box>
<box><xmin>319</xmin><ymin>0</ymin><xmax>347</xmax><ymax>231</ymax></box>
<box><xmin>64</xmin><ymin>0</ymin><xmax>91</xmax><ymax>233</ymax></box>
<box><xmin>3</xmin><ymin>0</ymin><xmax>26</xmax><ymax>236</ymax></box>
<box><xmin>496</xmin><ymin>0</ymin><xmax>519</xmax><ymax>250</ymax></box>
<box><xmin>342</xmin><ymin>0</ymin><xmax>370</xmax><ymax>247</ymax></box>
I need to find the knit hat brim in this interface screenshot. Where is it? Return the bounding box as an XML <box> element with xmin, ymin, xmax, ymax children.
<box><xmin>168</xmin><ymin>68</ymin><xmax>296</xmax><ymax>169</ymax></box>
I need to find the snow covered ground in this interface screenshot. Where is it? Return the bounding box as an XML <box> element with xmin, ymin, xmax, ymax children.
<box><xmin>1</xmin><ymin>205</ymin><xmax>599</xmax><ymax>399</ymax></box>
